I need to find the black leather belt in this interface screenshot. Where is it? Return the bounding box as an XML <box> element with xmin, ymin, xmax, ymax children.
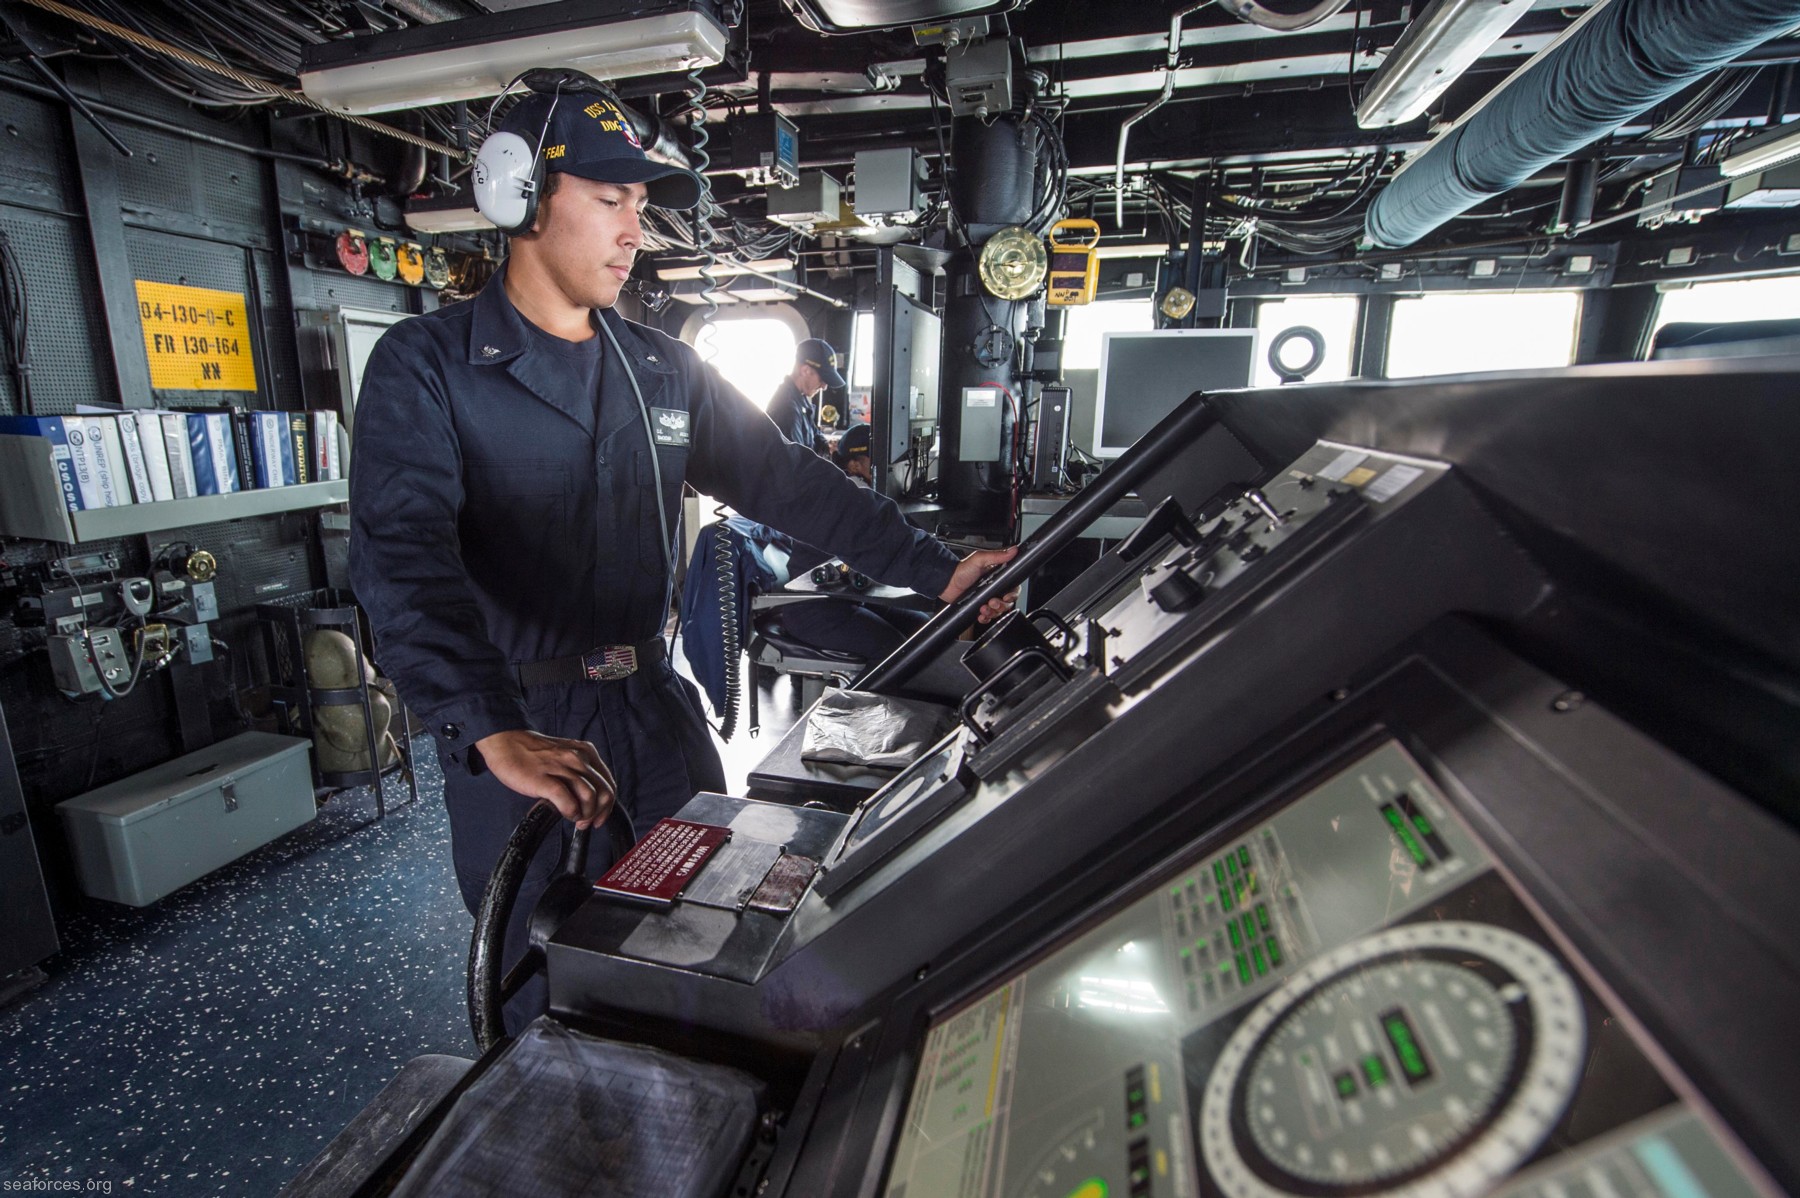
<box><xmin>514</xmin><ymin>638</ymin><xmax>665</xmax><ymax>688</ymax></box>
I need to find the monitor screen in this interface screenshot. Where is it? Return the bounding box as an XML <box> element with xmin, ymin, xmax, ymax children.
<box><xmin>880</xmin><ymin>738</ymin><xmax>1762</xmax><ymax>1198</ymax></box>
<box><xmin>1094</xmin><ymin>329</ymin><xmax>1257</xmax><ymax>457</ymax></box>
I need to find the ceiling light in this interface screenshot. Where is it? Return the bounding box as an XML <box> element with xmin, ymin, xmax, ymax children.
<box><xmin>299</xmin><ymin>0</ymin><xmax>728</xmax><ymax>115</ymax></box>
<box><xmin>656</xmin><ymin>258</ymin><xmax>796</xmax><ymax>282</ymax></box>
<box><xmin>1357</xmin><ymin>0</ymin><xmax>1531</xmax><ymax>129</ymax></box>
<box><xmin>1721</xmin><ymin>120</ymin><xmax>1800</xmax><ymax>178</ymax></box>
<box><xmin>404</xmin><ymin>193</ymin><xmax>494</xmax><ymax>235</ymax></box>
<box><xmin>1469</xmin><ymin>258</ymin><xmax>1499</xmax><ymax>278</ymax></box>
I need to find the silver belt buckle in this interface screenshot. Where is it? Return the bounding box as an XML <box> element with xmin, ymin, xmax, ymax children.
<box><xmin>583</xmin><ymin>645</ymin><xmax>638</xmax><ymax>681</ymax></box>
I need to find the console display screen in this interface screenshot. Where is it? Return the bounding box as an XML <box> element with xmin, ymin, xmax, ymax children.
<box><xmin>882</xmin><ymin>742</ymin><xmax>1768</xmax><ymax>1198</ymax></box>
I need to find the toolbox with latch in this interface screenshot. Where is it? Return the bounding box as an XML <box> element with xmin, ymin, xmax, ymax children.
<box><xmin>57</xmin><ymin>732</ymin><xmax>314</xmax><ymax>906</ymax></box>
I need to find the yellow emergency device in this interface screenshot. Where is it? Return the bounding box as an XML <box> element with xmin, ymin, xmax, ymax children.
<box><xmin>1046</xmin><ymin>218</ymin><xmax>1102</xmax><ymax>306</ymax></box>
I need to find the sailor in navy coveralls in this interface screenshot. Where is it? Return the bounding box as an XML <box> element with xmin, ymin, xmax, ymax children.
<box><xmin>348</xmin><ymin>89</ymin><xmax>1014</xmax><ymax>1032</ymax></box>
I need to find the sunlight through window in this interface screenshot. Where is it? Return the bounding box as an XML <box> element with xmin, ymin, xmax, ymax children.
<box><xmin>694</xmin><ymin>318</ymin><xmax>800</xmax><ymax>410</ymax></box>
<box><xmin>1386</xmin><ymin>292</ymin><xmax>1580</xmax><ymax>379</ymax></box>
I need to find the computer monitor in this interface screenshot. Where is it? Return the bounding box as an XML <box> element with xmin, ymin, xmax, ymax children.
<box><xmin>1093</xmin><ymin>329</ymin><xmax>1258</xmax><ymax>457</ymax></box>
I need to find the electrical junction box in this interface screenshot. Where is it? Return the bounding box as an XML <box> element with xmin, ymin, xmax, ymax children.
<box><xmin>946</xmin><ymin>38</ymin><xmax>1013</xmax><ymax>119</ymax></box>
<box><xmin>854</xmin><ymin>148</ymin><xmax>924</xmax><ymax>222</ymax></box>
<box><xmin>49</xmin><ymin>628</ymin><xmax>128</xmax><ymax>697</ymax></box>
<box><xmin>958</xmin><ymin>385</ymin><xmax>1004</xmax><ymax>463</ymax></box>
<box><xmin>766</xmin><ymin>171</ymin><xmax>842</xmax><ymax>230</ymax></box>
<box><xmin>1638</xmin><ymin>165</ymin><xmax>1725</xmax><ymax>225</ymax></box>
<box><xmin>57</xmin><ymin>732</ymin><xmax>314</xmax><ymax>906</ymax></box>
<box><xmin>729</xmin><ymin>111</ymin><xmax>800</xmax><ymax>189</ymax></box>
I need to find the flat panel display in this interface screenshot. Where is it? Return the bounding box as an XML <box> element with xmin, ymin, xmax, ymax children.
<box><xmin>1094</xmin><ymin>330</ymin><xmax>1257</xmax><ymax>458</ymax></box>
<box><xmin>883</xmin><ymin>741</ymin><xmax>1769</xmax><ymax>1198</ymax></box>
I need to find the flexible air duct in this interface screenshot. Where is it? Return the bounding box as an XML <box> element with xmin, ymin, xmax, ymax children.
<box><xmin>1365</xmin><ymin>0</ymin><xmax>1800</xmax><ymax>248</ymax></box>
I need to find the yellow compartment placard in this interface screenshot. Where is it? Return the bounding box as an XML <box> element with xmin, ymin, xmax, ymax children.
<box><xmin>134</xmin><ymin>280</ymin><xmax>258</xmax><ymax>391</ymax></box>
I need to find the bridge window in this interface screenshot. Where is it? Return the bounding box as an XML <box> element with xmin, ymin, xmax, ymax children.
<box><xmin>1653</xmin><ymin>275</ymin><xmax>1800</xmax><ymax>334</ymax></box>
<box><xmin>1385</xmin><ymin>292</ymin><xmax>1580</xmax><ymax>379</ymax></box>
<box><xmin>1065</xmin><ymin>300</ymin><xmax>1156</xmax><ymax>369</ymax></box>
<box><xmin>1254</xmin><ymin>296</ymin><xmax>1360</xmax><ymax>386</ymax></box>
<box><xmin>695</xmin><ymin>318</ymin><xmax>799</xmax><ymax>410</ymax></box>
<box><xmin>849</xmin><ymin>310</ymin><xmax>876</xmax><ymax>389</ymax></box>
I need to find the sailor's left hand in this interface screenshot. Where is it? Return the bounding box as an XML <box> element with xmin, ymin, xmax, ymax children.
<box><xmin>940</xmin><ymin>546</ymin><xmax>1020</xmax><ymax>624</ymax></box>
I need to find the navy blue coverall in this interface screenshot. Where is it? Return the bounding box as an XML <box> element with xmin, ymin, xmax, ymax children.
<box><xmin>765</xmin><ymin>377</ymin><xmax>826</xmax><ymax>454</ymax></box>
<box><xmin>348</xmin><ymin>275</ymin><xmax>957</xmax><ymax>1031</ymax></box>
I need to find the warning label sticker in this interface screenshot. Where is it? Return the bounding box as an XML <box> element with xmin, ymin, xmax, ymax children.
<box><xmin>135</xmin><ymin>280</ymin><xmax>258</xmax><ymax>391</ymax></box>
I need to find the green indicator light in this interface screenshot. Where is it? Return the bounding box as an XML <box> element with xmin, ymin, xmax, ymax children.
<box><xmin>1381</xmin><ymin>1008</ymin><xmax>1434</xmax><ymax>1083</ymax></box>
<box><xmin>1204</xmin><ymin>893</ymin><xmax>1215</xmax><ymax>906</ymax></box>
<box><xmin>1234</xmin><ymin>877</ymin><xmax>1245</xmax><ymax>902</ymax></box>
<box><xmin>1236</xmin><ymin>953</ymin><xmax>1251</xmax><ymax>984</ymax></box>
<box><xmin>1256</xmin><ymin>904</ymin><xmax>1270</xmax><ymax>931</ymax></box>
<box><xmin>1266</xmin><ymin>937</ymin><xmax>1283</xmax><ymax>967</ymax></box>
<box><xmin>1186</xmin><ymin>878</ymin><xmax>1199</xmax><ymax>893</ymax></box>
<box><xmin>1180</xmin><ymin>947</ymin><xmax>1191</xmax><ymax>959</ymax></box>
<box><xmin>1227</xmin><ymin>854</ymin><xmax>1240</xmax><ymax>877</ymax></box>
<box><xmin>1382</xmin><ymin>806</ymin><xmax>1431</xmax><ymax>867</ymax></box>
<box><xmin>1240</xmin><ymin>914</ymin><xmax>1255</xmax><ymax>938</ymax></box>
<box><xmin>1237</xmin><ymin>845</ymin><xmax>1251</xmax><ymax>868</ymax></box>
<box><xmin>1171</xmin><ymin>887</ymin><xmax>1182</xmax><ymax>899</ymax></box>
<box><xmin>1219</xmin><ymin>962</ymin><xmax>1232</xmax><ymax>979</ymax></box>
<box><xmin>1248</xmin><ymin>870</ymin><xmax>1259</xmax><ymax>895</ymax></box>
<box><xmin>1229</xmin><ymin>922</ymin><xmax>1242</xmax><ymax>949</ymax></box>
<box><xmin>1220</xmin><ymin>887</ymin><xmax>1233</xmax><ymax>912</ymax></box>
<box><xmin>1409</xmin><ymin>810</ymin><xmax>1436</xmax><ymax>836</ymax></box>
<box><xmin>1214</xmin><ymin>861</ymin><xmax>1227</xmax><ymax>885</ymax></box>
<box><xmin>1361</xmin><ymin>1054</ymin><xmax>1390</xmax><ymax>1089</ymax></box>
<box><xmin>1335</xmin><ymin>1071</ymin><xmax>1357</xmax><ymax>1099</ymax></box>
<box><xmin>1252</xmin><ymin>944</ymin><xmax>1267</xmax><ymax>976</ymax></box>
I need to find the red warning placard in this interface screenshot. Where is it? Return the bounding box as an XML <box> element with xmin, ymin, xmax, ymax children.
<box><xmin>594</xmin><ymin>818</ymin><xmax>730</xmax><ymax>904</ymax></box>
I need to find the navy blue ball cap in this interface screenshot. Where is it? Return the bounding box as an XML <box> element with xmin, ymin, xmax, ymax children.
<box><xmin>835</xmin><ymin>423</ymin><xmax>873</xmax><ymax>463</ymax></box>
<box><xmin>501</xmin><ymin>90</ymin><xmax>703</xmax><ymax>211</ymax></box>
<box><xmin>796</xmin><ymin>337</ymin><xmax>846</xmax><ymax>389</ymax></box>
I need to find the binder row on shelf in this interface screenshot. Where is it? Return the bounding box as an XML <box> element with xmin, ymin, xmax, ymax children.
<box><xmin>0</xmin><ymin>409</ymin><xmax>343</xmax><ymax>514</ymax></box>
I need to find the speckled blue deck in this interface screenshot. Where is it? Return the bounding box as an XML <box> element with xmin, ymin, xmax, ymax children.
<box><xmin>0</xmin><ymin>671</ymin><xmax>801</xmax><ymax>1197</ymax></box>
<box><xmin>0</xmin><ymin>740</ymin><xmax>471</xmax><ymax>1196</ymax></box>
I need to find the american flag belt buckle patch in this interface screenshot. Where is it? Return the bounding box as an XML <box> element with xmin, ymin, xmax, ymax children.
<box><xmin>583</xmin><ymin>645</ymin><xmax>638</xmax><ymax>681</ymax></box>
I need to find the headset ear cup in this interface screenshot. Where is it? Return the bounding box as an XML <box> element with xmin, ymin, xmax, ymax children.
<box><xmin>471</xmin><ymin>130</ymin><xmax>537</xmax><ymax>234</ymax></box>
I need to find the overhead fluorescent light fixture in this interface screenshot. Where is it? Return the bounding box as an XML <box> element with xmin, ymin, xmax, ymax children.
<box><xmin>404</xmin><ymin>193</ymin><xmax>494</xmax><ymax>235</ymax></box>
<box><xmin>655</xmin><ymin>258</ymin><xmax>795</xmax><ymax>281</ymax></box>
<box><xmin>1721</xmin><ymin>120</ymin><xmax>1800</xmax><ymax>178</ymax></box>
<box><xmin>1357</xmin><ymin>0</ymin><xmax>1531</xmax><ymax>129</ymax></box>
<box><xmin>785</xmin><ymin>0</ymin><xmax>1019</xmax><ymax>37</ymax></box>
<box><xmin>299</xmin><ymin>0</ymin><xmax>729</xmax><ymax>115</ymax></box>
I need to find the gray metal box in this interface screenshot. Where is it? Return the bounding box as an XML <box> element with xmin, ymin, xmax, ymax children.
<box><xmin>945</xmin><ymin>38</ymin><xmax>1013</xmax><ymax>119</ymax></box>
<box><xmin>853</xmin><ymin>148</ymin><xmax>922</xmax><ymax>220</ymax></box>
<box><xmin>58</xmin><ymin>732</ymin><xmax>315</xmax><ymax>906</ymax></box>
<box><xmin>958</xmin><ymin>385</ymin><xmax>1004</xmax><ymax>463</ymax></box>
<box><xmin>766</xmin><ymin>172</ymin><xmax>842</xmax><ymax>229</ymax></box>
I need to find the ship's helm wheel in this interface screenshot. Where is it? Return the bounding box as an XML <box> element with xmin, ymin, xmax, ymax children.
<box><xmin>467</xmin><ymin>803</ymin><xmax>634</xmax><ymax>1052</ymax></box>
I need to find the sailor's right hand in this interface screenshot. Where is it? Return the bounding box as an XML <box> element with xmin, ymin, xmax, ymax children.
<box><xmin>474</xmin><ymin>729</ymin><xmax>616</xmax><ymax>829</ymax></box>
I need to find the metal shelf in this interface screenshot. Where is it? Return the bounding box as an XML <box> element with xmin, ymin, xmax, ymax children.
<box><xmin>0</xmin><ymin>433</ymin><xmax>346</xmax><ymax>543</ymax></box>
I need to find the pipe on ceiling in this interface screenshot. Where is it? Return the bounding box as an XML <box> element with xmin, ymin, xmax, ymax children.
<box><xmin>1365</xmin><ymin>0</ymin><xmax>1800</xmax><ymax>248</ymax></box>
<box><xmin>1116</xmin><ymin>2</ymin><xmax>1210</xmax><ymax>227</ymax></box>
<box><xmin>1218</xmin><ymin>0</ymin><xmax>1355</xmax><ymax>33</ymax></box>
<box><xmin>384</xmin><ymin>0</ymin><xmax>466</xmax><ymax>23</ymax></box>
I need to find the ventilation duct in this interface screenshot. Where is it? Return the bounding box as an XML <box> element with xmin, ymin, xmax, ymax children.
<box><xmin>1365</xmin><ymin>0</ymin><xmax>1800</xmax><ymax>248</ymax></box>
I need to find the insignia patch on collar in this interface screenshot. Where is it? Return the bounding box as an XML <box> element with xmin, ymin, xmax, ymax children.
<box><xmin>650</xmin><ymin>407</ymin><xmax>691</xmax><ymax>446</ymax></box>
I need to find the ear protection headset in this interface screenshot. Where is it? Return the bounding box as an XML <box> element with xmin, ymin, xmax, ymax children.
<box><xmin>472</xmin><ymin>68</ymin><xmax>619</xmax><ymax>235</ymax></box>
